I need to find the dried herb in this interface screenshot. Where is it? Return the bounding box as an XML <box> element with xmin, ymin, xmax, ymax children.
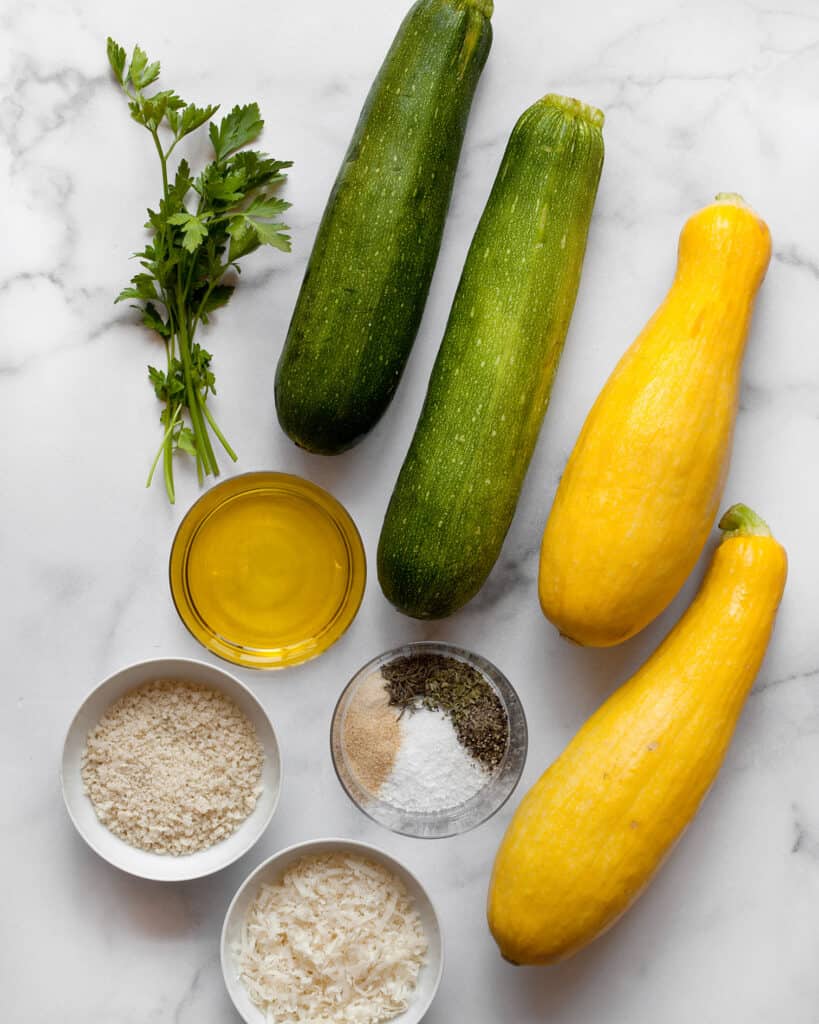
<box><xmin>382</xmin><ymin>653</ymin><xmax>508</xmax><ymax>771</ymax></box>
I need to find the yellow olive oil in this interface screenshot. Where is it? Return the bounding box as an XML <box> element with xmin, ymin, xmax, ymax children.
<box><xmin>170</xmin><ymin>473</ymin><xmax>365</xmax><ymax>668</ymax></box>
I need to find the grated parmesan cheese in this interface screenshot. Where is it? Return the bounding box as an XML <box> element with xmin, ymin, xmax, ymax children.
<box><xmin>233</xmin><ymin>852</ymin><xmax>429</xmax><ymax>1023</ymax></box>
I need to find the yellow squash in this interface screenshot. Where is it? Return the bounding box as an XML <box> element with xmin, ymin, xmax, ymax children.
<box><xmin>489</xmin><ymin>504</ymin><xmax>787</xmax><ymax>965</ymax></box>
<box><xmin>539</xmin><ymin>195</ymin><xmax>771</xmax><ymax>646</ymax></box>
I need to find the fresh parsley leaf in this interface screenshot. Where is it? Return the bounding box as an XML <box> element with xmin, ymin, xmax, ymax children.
<box><xmin>252</xmin><ymin>219</ymin><xmax>292</xmax><ymax>251</ymax></box>
<box><xmin>127</xmin><ymin>45</ymin><xmax>147</xmax><ymax>84</ymax></box>
<box><xmin>199</xmin><ymin>284</ymin><xmax>234</xmax><ymax>321</ymax></box>
<box><xmin>127</xmin><ymin>99</ymin><xmax>145</xmax><ymax>127</ymax></box>
<box><xmin>141</xmin><ymin>302</ymin><xmax>171</xmax><ymax>338</ymax></box>
<box><xmin>209</xmin><ymin>103</ymin><xmax>264</xmax><ymax>162</ymax></box>
<box><xmin>244</xmin><ymin>195</ymin><xmax>291</xmax><ymax>218</ymax></box>
<box><xmin>143</xmin><ymin>89</ymin><xmax>185</xmax><ymax>128</ymax></box>
<box><xmin>150</xmin><ymin>361</ymin><xmax>185</xmax><ymax>403</ymax></box>
<box><xmin>194</xmin><ymin>163</ymin><xmax>246</xmax><ymax>205</ymax></box>
<box><xmin>116</xmin><ymin>273</ymin><xmax>160</xmax><ymax>303</ymax></box>
<box><xmin>167</xmin><ymin>211</ymin><xmax>208</xmax><ymax>253</ymax></box>
<box><xmin>128</xmin><ymin>45</ymin><xmax>160</xmax><ymax>91</ymax></box>
<box><xmin>148</xmin><ymin>365</ymin><xmax>165</xmax><ymax>393</ymax></box>
<box><xmin>148</xmin><ymin>365</ymin><xmax>170</xmax><ymax>400</ymax></box>
<box><xmin>107</xmin><ymin>38</ymin><xmax>127</xmax><ymax>84</ymax></box>
<box><xmin>170</xmin><ymin>159</ymin><xmax>193</xmax><ymax>203</ymax></box>
<box><xmin>176</xmin><ymin>103</ymin><xmax>220</xmax><ymax>142</ymax></box>
<box><xmin>228</xmin><ymin>150</ymin><xmax>292</xmax><ymax>191</ymax></box>
<box><xmin>227</xmin><ymin>208</ymin><xmax>291</xmax><ymax>258</ymax></box>
<box><xmin>176</xmin><ymin>427</ymin><xmax>198</xmax><ymax>456</ymax></box>
<box><xmin>226</xmin><ymin>217</ymin><xmax>260</xmax><ymax>261</ymax></box>
<box><xmin>190</xmin><ymin>345</ymin><xmax>216</xmax><ymax>394</ymax></box>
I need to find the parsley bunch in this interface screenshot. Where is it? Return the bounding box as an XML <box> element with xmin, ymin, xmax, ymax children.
<box><xmin>107</xmin><ymin>38</ymin><xmax>292</xmax><ymax>503</ymax></box>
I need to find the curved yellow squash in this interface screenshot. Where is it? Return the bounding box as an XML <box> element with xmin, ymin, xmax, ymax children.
<box><xmin>489</xmin><ymin>505</ymin><xmax>786</xmax><ymax>965</ymax></box>
<box><xmin>539</xmin><ymin>195</ymin><xmax>771</xmax><ymax>646</ymax></box>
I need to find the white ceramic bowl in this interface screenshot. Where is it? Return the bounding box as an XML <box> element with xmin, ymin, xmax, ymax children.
<box><xmin>221</xmin><ymin>838</ymin><xmax>444</xmax><ymax>1024</ymax></box>
<box><xmin>61</xmin><ymin>657</ymin><xmax>282</xmax><ymax>881</ymax></box>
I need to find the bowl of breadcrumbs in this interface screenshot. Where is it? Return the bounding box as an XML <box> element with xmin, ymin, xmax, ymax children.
<box><xmin>61</xmin><ymin>657</ymin><xmax>282</xmax><ymax>881</ymax></box>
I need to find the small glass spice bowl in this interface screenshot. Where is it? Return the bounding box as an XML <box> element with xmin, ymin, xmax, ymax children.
<box><xmin>330</xmin><ymin>641</ymin><xmax>527</xmax><ymax>839</ymax></box>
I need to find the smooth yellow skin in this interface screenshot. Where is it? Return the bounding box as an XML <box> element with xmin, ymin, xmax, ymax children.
<box><xmin>488</xmin><ymin>519</ymin><xmax>787</xmax><ymax>965</ymax></box>
<box><xmin>539</xmin><ymin>196</ymin><xmax>772</xmax><ymax>646</ymax></box>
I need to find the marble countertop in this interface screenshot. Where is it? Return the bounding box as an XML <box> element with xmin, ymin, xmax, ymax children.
<box><xmin>4</xmin><ymin>0</ymin><xmax>819</xmax><ymax>1020</ymax></box>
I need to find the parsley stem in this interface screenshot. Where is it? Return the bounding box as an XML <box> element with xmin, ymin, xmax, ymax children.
<box><xmin>146</xmin><ymin>403</ymin><xmax>180</xmax><ymax>488</ymax></box>
<box><xmin>201</xmin><ymin>401</ymin><xmax>238</xmax><ymax>462</ymax></box>
<box><xmin>163</xmin><ymin>326</ymin><xmax>177</xmax><ymax>501</ymax></box>
<box><xmin>191</xmin><ymin>281</ymin><xmax>219</xmax><ymax>337</ymax></box>
<box><xmin>164</xmin><ymin>426</ymin><xmax>176</xmax><ymax>503</ymax></box>
<box><xmin>146</xmin><ymin>402</ymin><xmax>181</xmax><ymax>503</ymax></box>
<box><xmin>176</xmin><ymin>289</ymin><xmax>218</xmax><ymax>476</ymax></box>
<box><xmin>150</xmin><ymin>126</ymin><xmax>169</xmax><ymax>196</ymax></box>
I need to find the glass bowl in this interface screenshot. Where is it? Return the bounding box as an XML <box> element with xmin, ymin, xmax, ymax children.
<box><xmin>169</xmin><ymin>472</ymin><xmax>366</xmax><ymax>669</ymax></box>
<box><xmin>330</xmin><ymin>641</ymin><xmax>527</xmax><ymax>838</ymax></box>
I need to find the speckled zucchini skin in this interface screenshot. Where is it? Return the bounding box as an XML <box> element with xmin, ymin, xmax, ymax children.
<box><xmin>377</xmin><ymin>96</ymin><xmax>605</xmax><ymax>619</ymax></box>
<box><xmin>275</xmin><ymin>0</ymin><xmax>493</xmax><ymax>454</ymax></box>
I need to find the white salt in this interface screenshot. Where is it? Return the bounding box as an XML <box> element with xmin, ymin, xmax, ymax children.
<box><xmin>379</xmin><ymin>707</ymin><xmax>488</xmax><ymax>812</ymax></box>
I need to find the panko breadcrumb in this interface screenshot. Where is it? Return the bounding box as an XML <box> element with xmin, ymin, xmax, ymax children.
<box><xmin>81</xmin><ymin>680</ymin><xmax>263</xmax><ymax>855</ymax></box>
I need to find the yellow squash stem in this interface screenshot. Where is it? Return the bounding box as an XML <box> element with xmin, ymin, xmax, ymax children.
<box><xmin>718</xmin><ymin>501</ymin><xmax>771</xmax><ymax>537</ymax></box>
<box><xmin>489</xmin><ymin>505</ymin><xmax>787</xmax><ymax>965</ymax></box>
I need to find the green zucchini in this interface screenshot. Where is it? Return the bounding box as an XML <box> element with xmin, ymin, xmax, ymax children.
<box><xmin>377</xmin><ymin>95</ymin><xmax>605</xmax><ymax>619</ymax></box>
<box><xmin>275</xmin><ymin>0</ymin><xmax>493</xmax><ymax>454</ymax></box>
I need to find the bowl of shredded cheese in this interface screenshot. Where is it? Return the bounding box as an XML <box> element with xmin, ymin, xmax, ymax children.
<box><xmin>61</xmin><ymin>657</ymin><xmax>282</xmax><ymax>881</ymax></box>
<box><xmin>221</xmin><ymin>838</ymin><xmax>443</xmax><ymax>1024</ymax></box>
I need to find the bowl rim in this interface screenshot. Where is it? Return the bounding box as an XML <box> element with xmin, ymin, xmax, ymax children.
<box><xmin>330</xmin><ymin>640</ymin><xmax>528</xmax><ymax>838</ymax></box>
<box><xmin>60</xmin><ymin>655</ymin><xmax>283</xmax><ymax>881</ymax></box>
<box><xmin>167</xmin><ymin>470</ymin><xmax>367</xmax><ymax>670</ymax></box>
<box><xmin>220</xmin><ymin>836</ymin><xmax>445</xmax><ymax>1024</ymax></box>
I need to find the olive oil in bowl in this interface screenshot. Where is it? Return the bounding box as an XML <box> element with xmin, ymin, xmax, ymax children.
<box><xmin>170</xmin><ymin>473</ymin><xmax>365</xmax><ymax>668</ymax></box>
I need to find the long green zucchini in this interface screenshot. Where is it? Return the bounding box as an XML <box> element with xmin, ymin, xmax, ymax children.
<box><xmin>377</xmin><ymin>95</ymin><xmax>605</xmax><ymax>618</ymax></box>
<box><xmin>275</xmin><ymin>0</ymin><xmax>493</xmax><ymax>454</ymax></box>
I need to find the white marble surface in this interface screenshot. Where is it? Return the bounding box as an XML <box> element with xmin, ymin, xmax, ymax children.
<box><xmin>3</xmin><ymin>0</ymin><xmax>819</xmax><ymax>1019</ymax></box>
